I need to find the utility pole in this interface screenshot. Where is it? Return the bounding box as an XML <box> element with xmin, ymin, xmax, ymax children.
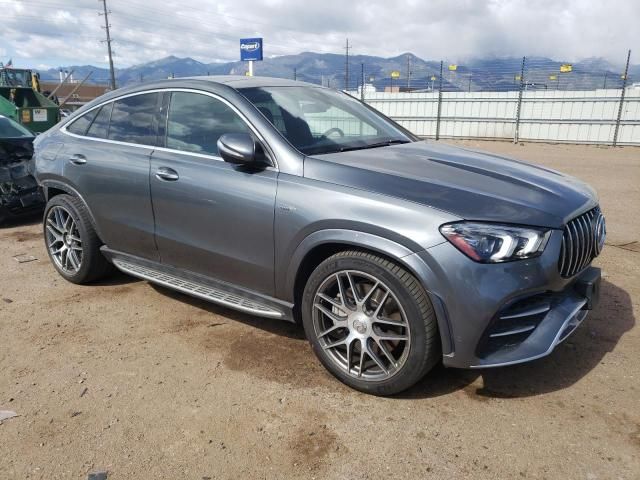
<box><xmin>344</xmin><ymin>38</ymin><xmax>350</xmax><ymax>91</ymax></box>
<box><xmin>99</xmin><ymin>0</ymin><xmax>116</xmax><ymax>90</ymax></box>
<box><xmin>360</xmin><ymin>63</ymin><xmax>365</xmax><ymax>101</ymax></box>
<box><xmin>293</xmin><ymin>67</ymin><xmax>297</xmax><ymax>81</ymax></box>
<box><xmin>406</xmin><ymin>54</ymin><xmax>412</xmax><ymax>90</ymax></box>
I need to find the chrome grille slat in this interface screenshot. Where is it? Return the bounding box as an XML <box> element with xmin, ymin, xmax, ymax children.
<box><xmin>558</xmin><ymin>206</ymin><xmax>602</xmax><ymax>278</ymax></box>
<box><xmin>559</xmin><ymin>236</ymin><xmax>566</xmax><ymax>273</ymax></box>
<box><xmin>571</xmin><ymin>221</ymin><xmax>580</xmax><ymax>273</ymax></box>
<box><xmin>577</xmin><ymin>216</ymin><xmax>588</xmax><ymax>271</ymax></box>
<box><xmin>588</xmin><ymin>212</ymin><xmax>595</xmax><ymax>266</ymax></box>
<box><xmin>565</xmin><ymin>224</ymin><xmax>574</xmax><ymax>274</ymax></box>
<box><xmin>582</xmin><ymin>215</ymin><xmax>593</xmax><ymax>270</ymax></box>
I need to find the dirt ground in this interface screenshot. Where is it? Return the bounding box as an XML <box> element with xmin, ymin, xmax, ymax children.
<box><xmin>0</xmin><ymin>141</ymin><xmax>638</xmax><ymax>480</ymax></box>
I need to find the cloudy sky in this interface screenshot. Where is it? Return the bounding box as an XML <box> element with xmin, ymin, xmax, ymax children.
<box><xmin>1</xmin><ymin>0</ymin><xmax>638</xmax><ymax>69</ymax></box>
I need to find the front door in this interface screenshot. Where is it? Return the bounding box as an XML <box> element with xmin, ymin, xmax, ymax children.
<box><xmin>150</xmin><ymin>91</ymin><xmax>277</xmax><ymax>295</ymax></box>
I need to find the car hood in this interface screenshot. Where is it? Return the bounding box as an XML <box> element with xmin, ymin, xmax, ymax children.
<box><xmin>304</xmin><ymin>141</ymin><xmax>598</xmax><ymax>228</ymax></box>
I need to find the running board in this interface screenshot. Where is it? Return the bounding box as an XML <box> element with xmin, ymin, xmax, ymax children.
<box><xmin>112</xmin><ymin>258</ymin><xmax>285</xmax><ymax>319</ymax></box>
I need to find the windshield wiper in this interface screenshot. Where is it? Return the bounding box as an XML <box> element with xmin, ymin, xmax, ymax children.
<box><xmin>337</xmin><ymin>139</ymin><xmax>410</xmax><ymax>153</ymax></box>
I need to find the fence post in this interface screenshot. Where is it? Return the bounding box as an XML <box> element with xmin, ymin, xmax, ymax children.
<box><xmin>514</xmin><ymin>56</ymin><xmax>526</xmax><ymax>143</ymax></box>
<box><xmin>435</xmin><ymin>61</ymin><xmax>443</xmax><ymax>140</ymax></box>
<box><xmin>613</xmin><ymin>49</ymin><xmax>631</xmax><ymax>147</ymax></box>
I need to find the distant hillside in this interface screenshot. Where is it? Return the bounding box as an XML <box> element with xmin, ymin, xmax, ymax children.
<box><xmin>38</xmin><ymin>52</ymin><xmax>637</xmax><ymax>92</ymax></box>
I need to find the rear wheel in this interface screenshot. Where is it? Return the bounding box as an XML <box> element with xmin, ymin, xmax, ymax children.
<box><xmin>43</xmin><ymin>194</ymin><xmax>112</xmax><ymax>284</ymax></box>
<box><xmin>301</xmin><ymin>250</ymin><xmax>440</xmax><ymax>396</ymax></box>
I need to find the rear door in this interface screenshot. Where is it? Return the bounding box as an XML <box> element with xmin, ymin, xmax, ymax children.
<box><xmin>62</xmin><ymin>92</ymin><xmax>161</xmax><ymax>260</ymax></box>
<box><xmin>149</xmin><ymin>90</ymin><xmax>277</xmax><ymax>295</ymax></box>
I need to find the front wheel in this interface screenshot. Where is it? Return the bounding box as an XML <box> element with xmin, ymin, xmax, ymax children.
<box><xmin>301</xmin><ymin>250</ymin><xmax>440</xmax><ymax>396</ymax></box>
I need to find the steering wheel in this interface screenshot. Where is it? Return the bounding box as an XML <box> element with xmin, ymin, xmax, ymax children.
<box><xmin>322</xmin><ymin>127</ymin><xmax>345</xmax><ymax>138</ymax></box>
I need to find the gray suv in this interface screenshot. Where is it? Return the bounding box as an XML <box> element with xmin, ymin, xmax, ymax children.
<box><xmin>34</xmin><ymin>77</ymin><xmax>605</xmax><ymax>395</ymax></box>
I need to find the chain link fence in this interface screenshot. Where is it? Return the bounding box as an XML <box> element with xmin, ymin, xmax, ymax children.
<box><xmin>307</xmin><ymin>51</ymin><xmax>637</xmax><ymax>146</ymax></box>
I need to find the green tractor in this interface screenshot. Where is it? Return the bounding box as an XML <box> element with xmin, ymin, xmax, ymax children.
<box><xmin>0</xmin><ymin>67</ymin><xmax>60</xmax><ymax>133</ymax></box>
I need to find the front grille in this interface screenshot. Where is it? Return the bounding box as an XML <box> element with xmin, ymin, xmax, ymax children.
<box><xmin>558</xmin><ymin>206</ymin><xmax>603</xmax><ymax>278</ymax></box>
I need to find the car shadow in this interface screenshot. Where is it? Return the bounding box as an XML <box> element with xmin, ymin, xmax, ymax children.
<box><xmin>137</xmin><ymin>276</ymin><xmax>633</xmax><ymax>398</ymax></box>
<box><xmin>401</xmin><ymin>279</ymin><xmax>635</xmax><ymax>399</ymax></box>
<box><xmin>148</xmin><ymin>283</ymin><xmax>305</xmax><ymax>340</ymax></box>
<box><xmin>91</xmin><ymin>269</ymin><xmax>142</xmax><ymax>287</ymax></box>
<box><xmin>0</xmin><ymin>210</ymin><xmax>43</xmax><ymax>229</ymax></box>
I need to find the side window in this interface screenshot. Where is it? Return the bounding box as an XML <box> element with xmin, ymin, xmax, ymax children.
<box><xmin>66</xmin><ymin>109</ymin><xmax>98</xmax><ymax>136</ymax></box>
<box><xmin>166</xmin><ymin>92</ymin><xmax>250</xmax><ymax>156</ymax></box>
<box><xmin>108</xmin><ymin>93</ymin><xmax>159</xmax><ymax>145</ymax></box>
<box><xmin>86</xmin><ymin>103</ymin><xmax>113</xmax><ymax>139</ymax></box>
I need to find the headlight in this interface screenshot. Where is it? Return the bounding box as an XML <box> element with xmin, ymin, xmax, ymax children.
<box><xmin>439</xmin><ymin>222</ymin><xmax>551</xmax><ymax>263</ymax></box>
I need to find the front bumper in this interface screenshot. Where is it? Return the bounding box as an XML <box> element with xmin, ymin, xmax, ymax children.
<box><xmin>404</xmin><ymin>230</ymin><xmax>601</xmax><ymax>369</ymax></box>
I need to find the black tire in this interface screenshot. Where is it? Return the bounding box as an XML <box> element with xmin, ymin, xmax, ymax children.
<box><xmin>43</xmin><ymin>194</ymin><xmax>113</xmax><ymax>284</ymax></box>
<box><xmin>301</xmin><ymin>250</ymin><xmax>440</xmax><ymax>396</ymax></box>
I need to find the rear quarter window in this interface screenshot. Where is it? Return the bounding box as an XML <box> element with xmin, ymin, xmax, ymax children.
<box><xmin>86</xmin><ymin>103</ymin><xmax>113</xmax><ymax>139</ymax></box>
<box><xmin>66</xmin><ymin>109</ymin><xmax>99</xmax><ymax>136</ymax></box>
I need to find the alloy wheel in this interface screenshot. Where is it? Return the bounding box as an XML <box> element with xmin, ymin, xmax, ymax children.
<box><xmin>312</xmin><ymin>270</ymin><xmax>411</xmax><ymax>381</ymax></box>
<box><xmin>45</xmin><ymin>206</ymin><xmax>83</xmax><ymax>274</ymax></box>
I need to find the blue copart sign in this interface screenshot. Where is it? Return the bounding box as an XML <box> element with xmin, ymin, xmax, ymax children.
<box><xmin>240</xmin><ymin>38</ymin><xmax>263</xmax><ymax>61</ymax></box>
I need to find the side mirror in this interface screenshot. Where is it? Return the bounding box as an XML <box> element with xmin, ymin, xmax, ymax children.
<box><xmin>217</xmin><ymin>133</ymin><xmax>267</xmax><ymax>167</ymax></box>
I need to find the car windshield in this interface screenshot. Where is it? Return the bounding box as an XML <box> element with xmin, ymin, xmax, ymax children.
<box><xmin>239</xmin><ymin>86</ymin><xmax>413</xmax><ymax>155</ymax></box>
<box><xmin>0</xmin><ymin>116</ymin><xmax>34</xmax><ymax>138</ymax></box>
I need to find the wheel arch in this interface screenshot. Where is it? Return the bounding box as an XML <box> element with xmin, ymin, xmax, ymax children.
<box><xmin>41</xmin><ymin>180</ymin><xmax>104</xmax><ymax>241</ymax></box>
<box><xmin>284</xmin><ymin>229</ymin><xmax>454</xmax><ymax>356</ymax></box>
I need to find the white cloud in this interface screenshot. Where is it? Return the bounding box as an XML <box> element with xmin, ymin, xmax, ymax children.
<box><xmin>1</xmin><ymin>0</ymin><xmax>637</xmax><ymax>68</ymax></box>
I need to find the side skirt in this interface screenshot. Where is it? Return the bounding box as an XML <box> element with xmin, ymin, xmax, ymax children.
<box><xmin>101</xmin><ymin>247</ymin><xmax>295</xmax><ymax>322</ymax></box>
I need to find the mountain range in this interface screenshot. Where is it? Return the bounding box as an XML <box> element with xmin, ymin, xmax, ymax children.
<box><xmin>37</xmin><ymin>52</ymin><xmax>639</xmax><ymax>92</ymax></box>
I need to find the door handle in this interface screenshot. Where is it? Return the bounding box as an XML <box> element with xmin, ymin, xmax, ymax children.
<box><xmin>155</xmin><ymin>167</ymin><xmax>179</xmax><ymax>181</ymax></box>
<box><xmin>68</xmin><ymin>154</ymin><xmax>87</xmax><ymax>165</ymax></box>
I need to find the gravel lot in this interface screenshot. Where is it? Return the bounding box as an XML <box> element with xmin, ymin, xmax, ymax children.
<box><xmin>0</xmin><ymin>141</ymin><xmax>638</xmax><ymax>479</ymax></box>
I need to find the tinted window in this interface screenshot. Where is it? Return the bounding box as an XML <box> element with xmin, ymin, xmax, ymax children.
<box><xmin>86</xmin><ymin>103</ymin><xmax>113</xmax><ymax>139</ymax></box>
<box><xmin>166</xmin><ymin>92</ymin><xmax>250</xmax><ymax>156</ymax></box>
<box><xmin>66</xmin><ymin>109</ymin><xmax>98</xmax><ymax>136</ymax></box>
<box><xmin>108</xmin><ymin>93</ymin><xmax>159</xmax><ymax>145</ymax></box>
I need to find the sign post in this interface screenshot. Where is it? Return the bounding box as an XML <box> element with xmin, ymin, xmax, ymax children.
<box><xmin>240</xmin><ymin>38</ymin><xmax>263</xmax><ymax>77</ymax></box>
